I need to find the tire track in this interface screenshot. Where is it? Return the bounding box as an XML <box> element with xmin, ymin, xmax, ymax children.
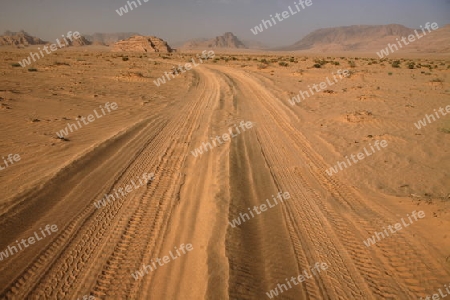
<box><xmin>210</xmin><ymin>65</ymin><xmax>450</xmax><ymax>299</ymax></box>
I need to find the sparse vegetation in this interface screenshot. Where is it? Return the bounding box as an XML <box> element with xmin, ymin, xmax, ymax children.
<box><xmin>11</xmin><ymin>63</ymin><xmax>21</xmax><ymax>67</ymax></box>
<box><xmin>28</xmin><ymin>68</ymin><xmax>38</xmax><ymax>72</ymax></box>
<box><xmin>391</xmin><ymin>60</ymin><xmax>401</xmax><ymax>68</ymax></box>
<box><xmin>257</xmin><ymin>64</ymin><xmax>268</xmax><ymax>69</ymax></box>
<box><xmin>54</xmin><ymin>61</ymin><xmax>70</xmax><ymax>66</ymax></box>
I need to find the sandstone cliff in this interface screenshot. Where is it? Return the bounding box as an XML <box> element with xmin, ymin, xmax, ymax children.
<box><xmin>111</xmin><ymin>35</ymin><xmax>173</xmax><ymax>53</ymax></box>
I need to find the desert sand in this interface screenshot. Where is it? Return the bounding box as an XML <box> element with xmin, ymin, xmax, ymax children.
<box><xmin>0</xmin><ymin>46</ymin><xmax>449</xmax><ymax>299</ymax></box>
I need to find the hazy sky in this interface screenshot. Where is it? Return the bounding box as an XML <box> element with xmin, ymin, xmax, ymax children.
<box><xmin>0</xmin><ymin>0</ymin><xmax>449</xmax><ymax>47</ymax></box>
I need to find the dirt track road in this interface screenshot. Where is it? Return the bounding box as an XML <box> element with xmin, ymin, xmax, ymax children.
<box><xmin>1</xmin><ymin>63</ymin><xmax>449</xmax><ymax>299</ymax></box>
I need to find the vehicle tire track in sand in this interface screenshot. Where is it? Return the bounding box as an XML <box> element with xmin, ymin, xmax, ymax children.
<box><xmin>0</xmin><ymin>68</ymin><xmax>216</xmax><ymax>299</ymax></box>
<box><xmin>207</xmin><ymin>65</ymin><xmax>450</xmax><ymax>299</ymax></box>
<box><xmin>1</xmin><ymin>61</ymin><xmax>448</xmax><ymax>300</ymax></box>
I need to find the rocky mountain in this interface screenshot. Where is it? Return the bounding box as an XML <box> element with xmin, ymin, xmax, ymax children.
<box><xmin>111</xmin><ymin>35</ymin><xmax>173</xmax><ymax>53</ymax></box>
<box><xmin>408</xmin><ymin>24</ymin><xmax>450</xmax><ymax>53</ymax></box>
<box><xmin>280</xmin><ymin>24</ymin><xmax>417</xmax><ymax>52</ymax></box>
<box><xmin>68</xmin><ymin>35</ymin><xmax>92</xmax><ymax>47</ymax></box>
<box><xmin>84</xmin><ymin>32</ymin><xmax>140</xmax><ymax>46</ymax></box>
<box><xmin>0</xmin><ymin>30</ymin><xmax>47</xmax><ymax>47</ymax></box>
<box><xmin>181</xmin><ymin>32</ymin><xmax>247</xmax><ymax>49</ymax></box>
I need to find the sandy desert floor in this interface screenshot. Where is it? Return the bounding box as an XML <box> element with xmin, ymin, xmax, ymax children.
<box><xmin>0</xmin><ymin>47</ymin><xmax>449</xmax><ymax>299</ymax></box>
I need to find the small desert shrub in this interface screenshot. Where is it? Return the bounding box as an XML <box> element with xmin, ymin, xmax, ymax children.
<box><xmin>28</xmin><ymin>68</ymin><xmax>38</xmax><ymax>72</ymax></box>
<box><xmin>122</xmin><ymin>57</ymin><xmax>129</xmax><ymax>61</ymax></box>
<box><xmin>388</xmin><ymin>72</ymin><xmax>393</xmax><ymax>76</ymax></box>
<box><xmin>333</xmin><ymin>61</ymin><xmax>340</xmax><ymax>65</ymax></box>
<box><xmin>391</xmin><ymin>60</ymin><xmax>401</xmax><ymax>68</ymax></box>
<box><xmin>430</xmin><ymin>78</ymin><xmax>443</xmax><ymax>83</ymax></box>
<box><xmin>257</xmin><ymin>64</ymin><xmax>268</xmax><ymax>69</ymax></box>
<box><xmin>279</xmin><ymin>62</ymin><xmax>289</xmax><ymax>67</ymax></box>
<box><xmin>313</xmin><ymin>63</ymin><xmax>321</xmax><ymax>68</ymax></box>
<box><xmin>54</xmin><ymin>61</ymin><xmax>70</xmax><ymax>66</ymax></box>
<box><xmin>314</xmin><ymin>59</ymin><xmax>327</xmax><ymax>66</ymax></box>
<box><xmin>11</xmin><ymin>63</ymin><xmax>21</xmax><ymax>67</ymax></box>
<box><xmin>349</xmin><ymin>61</ymin><xmax>356</xmax><ymax>68</ymax></box>
<box><xmin>408</xmin><ymin>62</ymin><xmax>415</xmax><ymax>69</ymax></box>
<box><xmin>260</xmin><ymin>58</ymin><xmax>269</xmax><ymax>64</ymax></box>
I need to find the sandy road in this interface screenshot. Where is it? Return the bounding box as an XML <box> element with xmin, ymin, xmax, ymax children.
<box><xmin>0</xmin><ymin>62</ymin><xmax>449</xmax><ymax>299</ymax></box>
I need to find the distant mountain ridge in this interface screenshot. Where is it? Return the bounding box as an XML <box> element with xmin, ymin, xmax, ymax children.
<box><xmin>279</xmin><ymin>24</ymin><xmax>450</xmax><ymax>53</ymax></box>
<box><xmin>281</xmin><ymin>24</ymin><xmax>414</xmax><ymax>51</ymax></box>
<box><xmin>84</xmin><ymin>32</ymin><xmax>140</xmax><ymax>46</ymax></box>
<box><xmin>181</xmin><ymin>32</ymin><xmax>247</xmax><ymax>49</ymax></box>
<box><xmin>0</xmin><ymin>30</ymin><xmax>91</xmax><ymax>47</ymax></box>
<box><xmin>0</xmin><ymin>30</ymin><xmax>47</xmax><ymax>47</ymax></box>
